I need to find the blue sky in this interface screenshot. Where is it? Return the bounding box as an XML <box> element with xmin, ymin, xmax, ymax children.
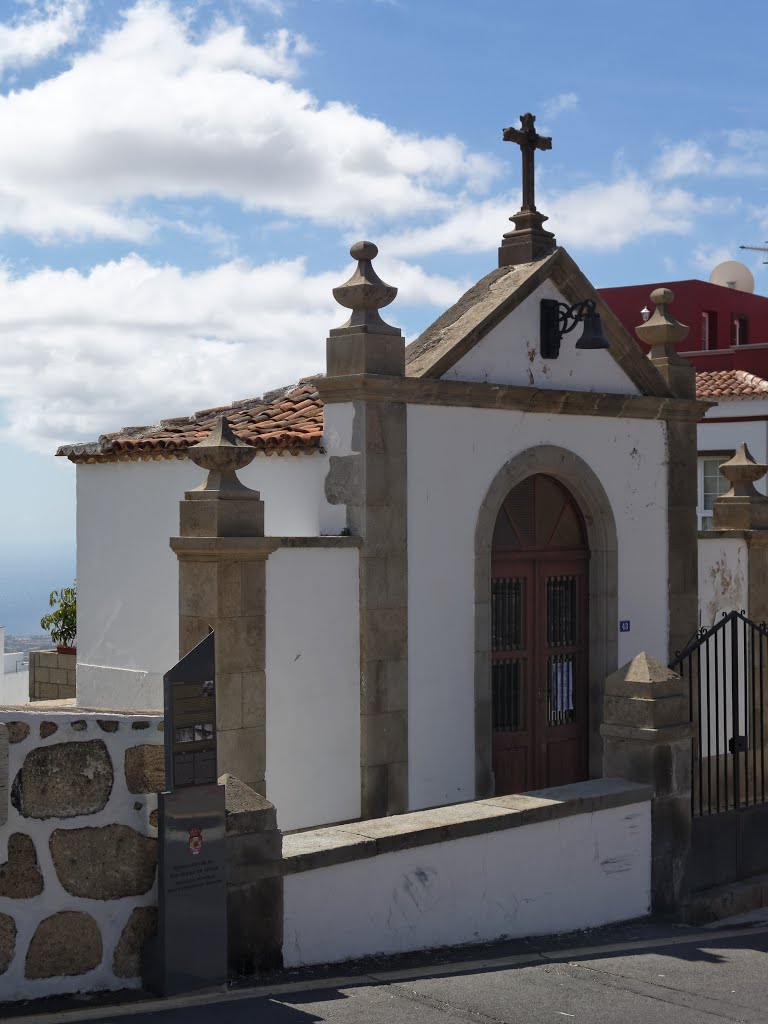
<box><xmin>0</xmin><ymin>0</ymin><xmax>766</xmax><ymax>630</ymax></box>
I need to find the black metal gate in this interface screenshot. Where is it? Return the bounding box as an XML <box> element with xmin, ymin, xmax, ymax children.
<box><xmin>671</xmin><ymin>610</ymin><xmax>768</xmax><ymax>890</ymax></box>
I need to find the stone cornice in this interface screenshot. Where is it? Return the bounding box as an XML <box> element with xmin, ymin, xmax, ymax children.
<box><xmin>170</xmin><ymin>535</ymin><xmax>361</xmax><ymax>561</ymax></box>
<box><xmin>315</xmin><ymin>374</ymin><xmax>712</xmax><ymax>423</ymax></box>
<box><xmin>170</xmin><ymin>537</ymin><xmax>281</xmax><ymax>561</ymax></box>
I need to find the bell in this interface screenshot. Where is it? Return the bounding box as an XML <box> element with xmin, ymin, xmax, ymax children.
<box><xmin>575</xmin><ymin>310</ymin><xmax>610</xmax><ymax>350</ymax></box>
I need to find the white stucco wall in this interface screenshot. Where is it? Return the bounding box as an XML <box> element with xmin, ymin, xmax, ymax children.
<box><xmin>407</xmin><ymin>405</ymin><xmax>669</xmax><ymax>811</ymax></box>
<box><xmin>283</xmin><ymin>799</ymin><xmax>651</xmax><ymax>966</ymax></box>
<box><xmin>0</xmin><ymin>627</ymin><xmax>28</xmax><ymax>704</ymax></box>
<box><xmin>698</xmin><ymin>536</ymin><xmax>749</xmax><ymax>629</ymax></box>
<box><xmin>0</xmin><ymin>670</ymin><xmax>29</xmax><ymax>705</ymax></box>
<box><xmin>443</xmin><ymin>279</ymin><xmax>640</xmax><ymax>395</ymax></box>
<box><xmin>266</xmin><ymin>545</ymin><xmax>360</xmax><ymax>831</ymax></box>
<box><xmin>76</xmin><ymin>452</ymin><xmax>335</xmax><ymax>709</ymax></box>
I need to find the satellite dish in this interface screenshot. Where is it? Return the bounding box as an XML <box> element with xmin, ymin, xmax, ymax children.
<box><xmin>710</xmin><ymin>260</ymin><xmax>755</xmax><ymax>293</ymax></box>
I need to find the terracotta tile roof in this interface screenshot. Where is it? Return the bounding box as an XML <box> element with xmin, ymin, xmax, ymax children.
<box><xmin>56</xmin><ymin>383</ymin><xmax>324</xmax><ymax>463</ymax></box>
<box><xmin>695</xmin><ymin>370</ymin><xmax>768</xmax><ymax>400</ymax></box>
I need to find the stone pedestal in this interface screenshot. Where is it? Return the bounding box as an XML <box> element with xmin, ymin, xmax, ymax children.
<box><xmin>222</xmin><ymin>774</ymin><xmax>283</xmax><ymax>973</ymax></box>
<box><xmin>601</xmin><ymin>652</ymin><xmax>693</xmax><ymax>913</ymax></box>
<box><xmin>170</xmin><ymin>416</ymin><xmax>278</xmax><ymax>795</ymax></box>
<box><xmin>498</xmin><ymin>210</ymin><xmax>557</xmax><ymax>268</ymax></box>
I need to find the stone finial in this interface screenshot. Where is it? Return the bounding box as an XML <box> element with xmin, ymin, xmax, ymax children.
<box><xmin>634</xmin><ymin>288</ymin><xmax>689</xmax><ymax>358</ymax></box>
<box><xmin>635</xmin><ymin>288</ymin><xmax>695</xmax><ymax>399</ymax></box>
<box><xmin>605</xmin><ymin>652</ymin><xmax>683</xmax><ymax>693</ymax></box>
<box><xmin>713</xmin><ymin>442</ymin><xmax>768</xmax><ymax>531</ymax></box>
<box><xmin>330</xmin><ymin>241</ymin><xmax>401</xmax><ymax>337</ymax></box>
<box><xmin>187</xmin><ymin>414</ymin><xmax>259</xmax><ymax>499</ymax></box>
<box><xmin>719</xmin><ymin>443</ymin><xmax>768</xmax><ymax>497</ymax></box>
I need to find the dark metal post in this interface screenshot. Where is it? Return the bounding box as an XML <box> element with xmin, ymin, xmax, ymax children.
<box><xmin>731</xmin><ymin>615</ymin><xmax>741</xmax><ymax>812</ymax></box>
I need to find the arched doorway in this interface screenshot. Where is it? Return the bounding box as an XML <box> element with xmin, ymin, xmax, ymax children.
<box><xmin>491</xmin><ymin>474</ymin><xmax>589</xmax><ymax>795</ymax></box>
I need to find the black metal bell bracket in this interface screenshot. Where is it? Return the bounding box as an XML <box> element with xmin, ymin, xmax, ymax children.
<box><xmin>540</xmin><ymin>298</ymin><xmax>610</xmax><ymax>359</ymax></box>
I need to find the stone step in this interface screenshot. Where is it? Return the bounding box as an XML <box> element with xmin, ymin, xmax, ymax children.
<box><xmin>680</xmin><ymin>873</ymin><xmax>768</xmax><ymax>925</ymax></box>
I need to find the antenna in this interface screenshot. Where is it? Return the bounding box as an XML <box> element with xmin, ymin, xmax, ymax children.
<box><xmin>740</xmin><ymin>242</ymin><xmax>768</xmax><ymax>265</ymax></box>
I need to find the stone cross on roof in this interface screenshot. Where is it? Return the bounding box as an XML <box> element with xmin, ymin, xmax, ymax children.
<box><xmin>502</xmin><ymin>112</ymin><xmax>551</xmax><ymax>215</ymax></box>
<box><xmin>499</xmin><ymin>112</ymin><xmax>557</xmax><ymax>268</ymax></box>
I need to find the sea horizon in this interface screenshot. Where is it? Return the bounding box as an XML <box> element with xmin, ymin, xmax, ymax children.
<box><xmin>0</xmin><ymin>545</ymin><xmax>77</xmax><ymax>636</ymax></box>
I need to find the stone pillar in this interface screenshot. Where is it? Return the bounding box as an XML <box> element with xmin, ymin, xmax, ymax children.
<box><xmin>635</xmin><ymin>289</ymin><xmax>698</xmax><ymax>661</ymax></box>
<box><xmin>170</xmin><ymin>416</ymin><xmax>277</xmax><ymax>795</ymax></box>
<box><xmin>222</xmin><ymin>774</ymin><xmax>283</xmax><ymax>974</ymax></box>
<box><xmin>324</xmin><ymin>242</ymin><xmax>408</xmax><ymax>819</ymax></box>
<box><xmin>601</xmin><ymin>652</ymin><xmax>693</xmax><ymax>913</ymax></box>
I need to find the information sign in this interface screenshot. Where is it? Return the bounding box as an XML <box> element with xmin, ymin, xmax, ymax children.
<box><xmin>143</xmin><ymin>630</ymin><xmax>228</xmax><ymax>996</ymax></box>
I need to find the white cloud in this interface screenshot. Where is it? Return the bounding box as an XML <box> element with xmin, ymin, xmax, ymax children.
<box><xmin>544</xmin><ymin>175</ymin><xmax>702</xmax><ymax>250</ymax></box>
<box><xmin>379</xmin><ymin>174</ymin><xmax>705</xmax><ymax>257</ymax></box>
<box><xmin>0</xmin><ymin>252</ymin><xmax>465</xmax><ymax>453</ymax></box>
<box><xmin>0</xmin><ymin>0</ymin><xmax>85</xmax><ymax>75</ymax></box>
<box><xmin>242</xmin><ymin>0</ymin><xmax>285</xmax><ymax>13</ymax></box>
<box><xmin>656</xmin><ymin>132</ymin><xmax>768</xmax><ymax>180</ymax></box>
<box><xmin>0</xmin><ymin>1</ymin><xmax>498</xmax><ymax>241</ymax></box>
<box><xmin>655</xmin><ymin>140</ymin><xmax>713</xmax><ymax>180</ymax></box>
<box><xmin>540</xmin><ymin>92</ymin><xmax>578</xmax><ymax>122</ymax></box>
<box><xmin>377</xmin><ymin>196</ymin><xmax>510</xmax><ymax>258</ymax></box>
<box><xmin>691</xmin><ymin>243</ymin><xmax>737</xmax><ymax>275</ymax></box>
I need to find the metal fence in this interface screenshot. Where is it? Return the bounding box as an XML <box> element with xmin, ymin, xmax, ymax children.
<box><xmin>671</xmin><ymin>610</ymin><xmax>768</xmax><ymax>816</ymax></box>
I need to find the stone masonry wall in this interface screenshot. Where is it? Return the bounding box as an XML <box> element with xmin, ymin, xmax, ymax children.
<box><xmin>0</xmin><ymin>706</ymin><xmax>163</xmax><ymax>1002</ymax></box>
<box><xmin>28</xmin><ymin>652</ymin><xmax>76</xmax><ymax>701</ymax></box>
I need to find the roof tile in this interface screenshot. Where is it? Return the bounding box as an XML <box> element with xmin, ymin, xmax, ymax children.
<box><xmin>57</xmin><ymin>383</ymin><xmax>324</xmax><ymax>464</ymax></box>
<box><xmin>696</xmin><ymin>370</ymin><xmax>768</xmax><ymax>400</ymax></box>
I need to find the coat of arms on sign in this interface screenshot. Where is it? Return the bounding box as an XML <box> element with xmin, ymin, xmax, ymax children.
<box><xmin>188</xmin><ymin>826</ymin><xmax>203</xmax><ymax>855</ymax></box>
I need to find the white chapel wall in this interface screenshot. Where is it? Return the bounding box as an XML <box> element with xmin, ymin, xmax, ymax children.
<box><xmin>265</xmin><ymin>545</ymin><xmax>360</xmax><ymax>831</ymax></box>
<box><xmin>76</xmin><ymin>453</ymin><xmax>335</xmax><ymax>709</ymax></box>
<box><xmin>442</xmin><ymin>279</ymin><xmax>640</xmax><ymax>395</ymax></box>
<box><xmin>407</xmin><ymin>405</ymin><xmax>669</xmax><ymax>812</ymax></box>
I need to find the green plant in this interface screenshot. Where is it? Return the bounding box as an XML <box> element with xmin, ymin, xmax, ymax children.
<box><xmin>40</xmin><ymin>585</ymin><xmax>77</xmax><ymax>649</ymax></box>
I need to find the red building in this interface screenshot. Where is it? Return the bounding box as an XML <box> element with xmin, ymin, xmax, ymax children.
<box><xmin>599</xmin><ymin>279</ymin><xmax>768</xmax><ymax>376</ymax></box>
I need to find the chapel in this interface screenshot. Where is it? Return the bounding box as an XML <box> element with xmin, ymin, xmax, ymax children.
<box><xmin>57</xmin><ymin>115</ymin><xmax>706</xmax><ymax>832</ymax></box>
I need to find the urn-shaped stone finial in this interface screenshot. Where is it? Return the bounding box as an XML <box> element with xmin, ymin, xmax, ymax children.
<box><xmin>634</xmin><ymin>288</ymin><xmax>690</xmax><ymax>358</ymax></box>
<box><xmin>719</xmin><ymin>443</ymin><xmax>768</xmax><ymax>498</ymax></box>
<box><xmin>187</xmin><ymin>414</ymin><xmax>260</xmax><ymax>498</ymax></box>
<box><xmin>713</xmin><ymin>442</ymin><xmax>768</xmax><ymax>531</ymax></box>
<box><xmin>331</xmin><ymin>241</ymin><xmax>401</xmax><ymax>337</ymax></box>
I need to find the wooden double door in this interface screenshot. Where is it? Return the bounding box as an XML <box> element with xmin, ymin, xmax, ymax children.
<box><xmin>491</xmin><ymin>475</ymin><xmax>589</xmax><ymax>795</ymax></box>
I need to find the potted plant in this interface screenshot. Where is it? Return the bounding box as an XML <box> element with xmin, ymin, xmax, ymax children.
<box><xmin>40</xmin><ymin>585</ymin><xmax>77</xmax><ymax>655</ymax></box>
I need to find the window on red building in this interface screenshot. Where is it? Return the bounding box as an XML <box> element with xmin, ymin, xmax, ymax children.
<box><xmin>702</xmin><ymin>311</ymin><xmax>717</xmax><ymax>349</ymax></box>
<box><xmin>732</xmin><ymin>316</ymin><xmax>748</xmax><ymax>345</ymax></box>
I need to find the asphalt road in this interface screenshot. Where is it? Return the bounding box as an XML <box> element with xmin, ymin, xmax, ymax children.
<box><xmin>14</xmin><ymin>910</ymin><xmax>768</xmax><ymax>1024</ymax></box>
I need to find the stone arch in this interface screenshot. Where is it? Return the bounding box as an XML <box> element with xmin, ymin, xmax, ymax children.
<box><xmin>474</xmin><ymin>445</ymin><xmax>618</xmax><ymax>797</ymax></box>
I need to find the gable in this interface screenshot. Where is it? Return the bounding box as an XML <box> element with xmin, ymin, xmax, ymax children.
<box><xmin>442</xmin><ymin>277</ymin><xmax>640</xmax><ymax>395</ymax></box>
<box><xmin>405</xmin><ymin>248</ymin><xmax>672</xmax><ymax>399</ymax></box>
